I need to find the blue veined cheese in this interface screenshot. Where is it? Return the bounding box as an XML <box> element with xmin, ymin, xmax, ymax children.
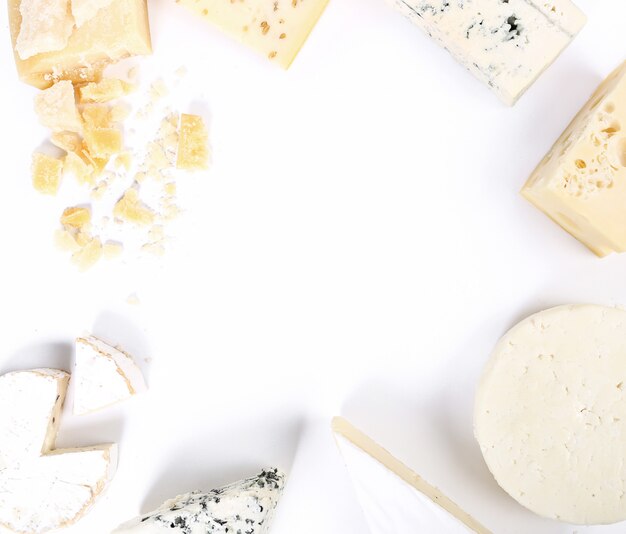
<box><xmin>113</xmin><ymin>468</ymin><xmax>285</xmax><ymax>533</ymax></box>
<box><xmin>388</xmin><ymin>0</ymin><xmax>586</xmax><ymax>105</ymax></box>
<box><xmin>332</xmin><ymin>417</ymin><xmax>491</xmax><ymax>534</ymax></box>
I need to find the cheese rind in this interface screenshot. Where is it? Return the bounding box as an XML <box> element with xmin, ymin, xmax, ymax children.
<box><xmin>113</xmin><ymin>468</ymin><xmax>285</xmax><ymax>533</ymax></box>
<box><xmin>73</xmin><ymin>335</ymin><xmax>146</xmax><ymax>415</ymax></box>
<box><xmin>387</xmin><ymin>0</ymin><xmax>586</xmax><ymax>105</ymax></box>
<box><xmin>332</xmin><ymin>417</ymin><xmax>490</xmax><ymax>534</ymax></box>
<box><xmin>521</xmin><ymin>61</ymin><xmax>626</xmax><ymax>256</ymax></box>
<box><xmin>9</xmin><ymin>0</ymin><xmax>152</xmax><ymax>88</ymax></box>
<box><xmin>174</xmin><ymin>0</ymin><xmax>329</xmax><ymax>69</ymax></box>
<box><xmin>474</xmin><ymin>305</ymin><xmax>626</xmax><ymax>525</ymax></box>
<box><xmin>0</xmin><ymin>369</ymin><xmax>117</xmax><ymax>533</ymax></box>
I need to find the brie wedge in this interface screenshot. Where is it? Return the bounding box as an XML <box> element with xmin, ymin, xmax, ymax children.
<box><xmin>113</xmin><ymin>468</ymin><xmax>285</xmax><ymax>533</ymax></box>
<box><xmin>74</xmin><ymin>335</ymin><xmax>146</xmax><ymax>415</ymax></box>
<box><xmin>332</xmin><ymin>417</ymin><xmax>490</xmax><ymax>534</ymax></box>
<box><xmin>0</xmin><ymin>368</ymin><xmax>117</xmax><ymax>533</ymax></box>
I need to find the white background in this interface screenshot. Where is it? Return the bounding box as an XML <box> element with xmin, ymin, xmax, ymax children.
<box><xmin>1</xmin><ymin>1</ymin><xmax>626</xmax><ymax>533</ymax></box>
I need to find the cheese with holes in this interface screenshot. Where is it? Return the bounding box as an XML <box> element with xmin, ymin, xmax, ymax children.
<box><xmin>332</xmin><ymin>417</ymin><xmax>491</xmax><ymax>533</ymax></box>
<box><xmin>475</xmin><ymin>304</ymin><xmax>626</xmax><ymax>525</ymax></box>
<box><xmin>113</xmin><ymin>468</ymin><xmax>285</xmax><ymax>533</ymax></box>
<box><xmin>34</xmin><ymin>80</ymin><xmax>82</xmax><ymax>132</ymax></box>
<box><xmin>8</xmin><ymin>0</ymin><xmax>151</xmax><ymax>89</ymax></box>
<box><xmin>174</xmin><ymin>0</ymin><xmax>329</xmax><ymax>68</ymax></box>
<box><xmin>522</xmin><ymin>61</ymin><xmax>626</xmax><ymax>256</ymax></box>
<box><xmin>0</xmin><ymin>369</ymin><xmax>117</xmax><ymax>533</ymax></box>
<box><xmin>387</xmin><ymin>0</ymin><xmax>586</xmax><ymax>105</ymax></box>
<box><xmin>74</xmin><ymin>335</ymin><xmax>146</xmax><ymax>415</ymax></box>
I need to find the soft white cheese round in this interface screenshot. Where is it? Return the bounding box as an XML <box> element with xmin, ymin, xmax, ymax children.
<box><xmin>474</xmin><ymin>304</ymin><xmax>626</xmax><ymax>525</ymax></box>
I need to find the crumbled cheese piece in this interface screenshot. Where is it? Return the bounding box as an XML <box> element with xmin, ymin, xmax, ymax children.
<box><xmin>109</xmin><ymin>103</ymin><xmax>131</xmax><ymax>123</ymax></box>
<box><xmin>80</xmin><ymin>148</ymin><xmax>109</xmax><ymax>177</ymax></box>
<box><xmin>63</xmin><ymin>152</ymin><xmax>94</xmax><ymax>184</ymax></box>
<box><xmin>34</xmin><ymin>81</ymin><xmax>82</xmax><ymax>132</ymax></box>
<box><xmin>81</xmin><ymin>105</ymin><xmax>112</xmax><ymax>129</ymax></box>
<box><xmin>176</xmin><ymin>114</ymin><xmax>209</xmax><ymax>170</ymax></box>
<box><xmin>71</xmin><ymin>237</ymin><xmax>102</xmax><ymax>270</ymax></box>
<box><xmin>103</xmin><ymin>240</ymin><xmax>123</xmax><ymax>259</ymax></box>
<box><xmin>163</xmin><ymin>182</ymin><xmax>176</xmax><ymax>196</ymax></box>
<box><xmin>113</xmin><ymin>188</ymin><xmax>155</xmax><ymax>225</ymax></box>
<box><xmin>71</xmin><ymin>0</ymin><xmax>115</xmax><ymax>27</ymax></box>
<box><xmin>174</xmin><ymin>66</ymin><xmax>187</xmax><ymax>79</ymax></box>
<box><xmin>54</xmin><ymin>229</ymin><xmax>80</xmax><ymax>252</ymax></box>
<box><xmin>141</xmin><ymin>241</ymin><xmax>165</xmax><ymax>256</ymax></box>
<box><xmin>126</xmin><ymin>292</ymin><xmax>140</xmax><ymax>305</ymax></box>
<box><xmin>60</xmin><ymin>206</ymin><xmax>91</xmax><ymax>228</ymax></box>
<box><xmin>51</xmin><ymin>131</ymin><xmax>83</xmax><ymax>153</ymax></box>
<box><xmin>79</xmin><ymin>78</ymin><xmax>135</xmax><ymax>103</ymax></box>
<box><xmin>114</xmin><ymin>151</ymin><xmax>133</xmax><ymax>171</ymax></box>
<box><xmin>149</xmin><ymin>79</ymin><xmax>169</xmax><ymax>101</ymax></box>
<box><xmin>32</xmin><ymin>153</ymin><xmax>63</xmax><ymax>195</ymax></box>
<box><xmin>15</xmin><ymin>0</ymin><xmax>74</xmax><ymax>59</ymax></box>
<box><xmin>84</xmin><ymin>128</ymin><xmax>122</xmax><ymax>157</ymax></box>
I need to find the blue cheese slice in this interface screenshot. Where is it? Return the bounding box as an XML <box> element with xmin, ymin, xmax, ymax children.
<box><xmin>387</xmin><ymin>0</ymin><xmax>586</xmax><ymax>105</ymax></box>
<box><xmin>113</xmin><ymin>468</ymin><xmax>285</xmax><ymax>533</ymax></box>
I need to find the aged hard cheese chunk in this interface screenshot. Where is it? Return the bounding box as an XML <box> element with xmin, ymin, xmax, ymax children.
<box><xmin>332</xmin><ymin>417</ymin><xmax>491</xmax><ymax>534</ymax></box>
<box><xmin>0</xmin><ymin>369</ymin><xmax>117</xmax><ymax>533</ymax></box>
<box><xmin>71</xmin><ymin>0</ymin><xmax>114</xmax><ymax>27</ymax></box>
<box><xmin>522</xmin><ymin>61</ymin><xmax>626</xmax><ymax>256</ymax></box>
<box><xmin>174</xmin><ymin>0</ymin><xmax>329</xmax><ymax>68</ymax></box>
<box><xmin>74</xmin><ymin>335</ymin><xmax>146</xmax><ymax>415</ymax></box>
<box><xmin>9</xmin><ymin>0</ymin><xmax>152</xmax><ymax>89</ymax></box>
<box><xmin>32</xmin><ymin>152</ymin><xmax>63</xmax><ymax>195</ymax></box>
<box><xmin>113</xmin><ymin>468</ymin><xmax>285</xmax><ymax>533</ymax></box>
<box><xmin>78</xmin><ymin>78</ymin><xmax>134</xmax><ymax>103</ymax></box>
<box><xmin>387</xmin><ymin>0</ymin><xmax>586</xmax><ymax>105</ymax></box>
<box><xmin>34</xmin><ymin>80</ymin><xmax>82</xmax><ymax>132</ymax></box>
<box><xmin>176</xmin><ymin>113</ymin><xmax>209</xmax><ymax>170</ymax></box>
<box><xmin>475</xmin><ymin>305</ymin><xmax>626</xmax><ymax>525</ymax></box>
<box><xmin>15</xmin><ymin>0</ymin><xmax>74</xmax><ymax>59</ymax></box>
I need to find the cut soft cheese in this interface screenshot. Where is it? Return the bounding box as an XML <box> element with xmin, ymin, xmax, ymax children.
<box><xmin>475</xmin><ymin>304</ymin><xmax>626</xmax><ymax>525</ymax></box>
<box><xmin>332</xmin><ymin>417</ymin><xmax>491</xmax><ymax>534</ymax></box>
<box><xmin>113</xmin><ymin>468</ymin><xmax>285</xmax><ymax>533</ymax></box>
<box><xmin>386</xmin><ymin>0</ymin><xmax>586</xmax><ymax>105</ymax></box>
<box><xmin>74</xmin><ymin>335</ymin><xmax>146</xmax><ymax>415</ymax></box>
<box><xmin>8</xmin><ymin>0</ymin><xmax>151</xmax><ymax>88</ymax></box>
<box><xmin>522</xmin><ymin>61</ymin><xmax>626</xmax><ymax>256</ymax></box>
<box><xmin>0</xmin><ymin>369</ymin><xmax>117</xmax><ymax>533</ymax></box>
<box><xmin>174</xmin><ymin>0</ymin><xmax>329</xmax><ymax>68</ymax></box>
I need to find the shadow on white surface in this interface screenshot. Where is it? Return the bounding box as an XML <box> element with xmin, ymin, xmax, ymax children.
<box><xmin>0</xmin><ymin>341</ymin><xmax>73</xmax><ymax>374</ymax></box>
<box><xmin>140</xmin><ymin>415</ymin><xmax>304</xmax><ymax>513</ymax></box>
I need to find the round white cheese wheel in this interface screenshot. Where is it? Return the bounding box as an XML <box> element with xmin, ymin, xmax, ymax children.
<box><xmin>474</xmin><ymin>304</ymin><xmax>626</xmax><ymax>525</ymax></box>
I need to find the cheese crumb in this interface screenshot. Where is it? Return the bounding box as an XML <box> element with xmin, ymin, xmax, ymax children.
<box><xmin>54</xmin><ymin>229</ymin><xmax>80</xmax><ymax>252</ymax></box>
<box><xmin>71</xmin><ymin>237</ymin><xmax>102</xmax><ymax>271</ymax></box>
<box><xmin>51</xmin><ymin>131</ymin><xmax>83</xmax><ymax>153</ymax></box>
<box><xmin>32</xmin><ymin>153</ymin><xmax>63</xmax><ymax>195</ymax></box>
<box><xmin>79</xmin><ymin>78</ymin><xmax>135</xmax><ymax>103</ymax></box>
<box><xmin>81</xmin><ymin>105</ymin><xmax>112</xmax><ymax>129</ymax></box>
<box><xmin>114</xmin><ymin>151</ymin><xmax>133</xmax><ymax>171</ymax></box>
<box><xmin>113</xmin><ymin>188</ymin><xmax>155</xmax><ymax>225</ymax></box>
<box><xmin>34</xmin><ymin>81</ymin><xmax>82</xmax><ymax>132</ymax></box>
<box><xmin>60</xmin><ymin>206</ymin><xmax>91</xmax><ymax>228</ymax></box>
<box><xmin>126</xmin><ymin>292</ymin><xmax>140</xmax><ymax>305</ymax></box>
<box><xmin>110</xmin><ymin>104</ymin><xmax>131</xmax><ymax>123</ymax></box>
<box><xmin>84</xmin><ymin>128</ymin><xmax>122</xmax><ymax>157</ymax></box>
<box><xmin>63</xmin><ymin>152</ymin><xmax>94</xmax><ymax>184</ymax></box>
<box><xmin>176</xmin><ymin>113</ymin><xmax>209</xmax><ymax>170</ymax></box>
<box><xmin>103</xmin><ymin>240</ymin><xmax>123</xmax><ymax>259</ymax></box>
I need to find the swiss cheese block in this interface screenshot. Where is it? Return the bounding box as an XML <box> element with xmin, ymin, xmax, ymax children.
<box><xmin>332</xmin><ymin>417</ymin><xmax>491</xmax><ymax>534</ymax></box>
<box><xmin>0</xmin><ymin>369</ymin><xmax>117</xmax><ymax>533</ymax></box>
<box><xmin>522</xmin><ymin>61</ymin><xmax>626</xmax><ymax>256</ymax></box>
<box><xmin>174</xmin><ymin>0</ymin><xmax>329</xmax><ymax>69</ymax></box>
<box><xmin>475</xmin><ymin>305</ymin><xmax>626</xmax><ymax>525</ymax></box>
<box><xmin>8</xmin><ymin>0</ymin><xmax>152</xmax><ymax>89</ymax></box>
<box><xmin>387</xmin><ymin>0</ymin><xmax>586</xmax><ymax>105</ymax></box>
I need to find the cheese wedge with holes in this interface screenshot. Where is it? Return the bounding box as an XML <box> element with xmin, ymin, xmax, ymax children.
<box><xmin>74</xmin><ymin>335</ymin><xmax>146</xmax><ymax>415</ymax></box>
<box><xmin>0</xmin><ymin>369</ymin><xmax>117</xmax><ymax>533</ymax></box>
<box><xmin>332</xmin><ymin>417</ymin><xmax>491</xmax><ymax>534</ymax></box>
<box><xmin>8</xmin><ymin>0</ymin><xmax>151</xmax><ymax>88</ymax></box>
<box><xmin>475</xmin><ymin>305</ymin><xmax>626</xmax><ymax>525</ymax></box>
<box><xmin>522</xmin><ymin>61</ymin><xmax>626</xmax><ymax>256</ymax></box>
<box><xmin>386</xmin><ymin>0</ymin><xmax>586</xmax><ymax>105</ymax></box>
<box><xmin>174</xmin><ymin>0</ymin><xmax>329</xmax><ymax>68</ymax></box>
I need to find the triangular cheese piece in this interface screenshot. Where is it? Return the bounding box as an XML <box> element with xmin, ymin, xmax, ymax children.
<box><xmin>74</xmin><ymin>335</ymin><xmax>147</xmax><ymax>415</ymax></box>
<box><xmin>0</xmin><ymin>369</ymin><xmax>117</xmax><ymax>533</ymax></box>
<box><xmin>113</xmin><ymin>468</ymin><xmax>285</xmax><ymax>533</ymax></box>
<box><xmin>332</xmin><ymin>417</ymin><xmax>491</xmax><ymax>534</ymax></box>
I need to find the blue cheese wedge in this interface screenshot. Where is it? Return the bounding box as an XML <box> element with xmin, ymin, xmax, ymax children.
<box><xmin>113</xmin><ymin>468</ymin><xmax>285</xmax><ymax>533</ymax></box>
<box><xmin>332</xmin><ymin>417</ymin><xmax>491</xmax><ymax>533</ymax></box>
<box><xmin>387</xmin><ymin>0</ymin><xmax>586</xmax><ymax>105</ymax></box>
<box><xmin>0</xmin><ymin>369</ymin><xmax>117</xmax><ymax>533</ymax></box>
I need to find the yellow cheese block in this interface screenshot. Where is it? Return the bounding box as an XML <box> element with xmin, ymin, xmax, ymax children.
<box><xmin>8</xmin><ymin>0</ymin><xmax>152</xmax><ymax>89</ymax></box>
<box><xmin>175</xmin><ymin>0</ymin><xmax>329</xmax><ymax>68</ymax></box>
<box><xmin>521</xmin><ymin>61</ymin><xmax>626</xmax><ymax>256</ymax></box>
